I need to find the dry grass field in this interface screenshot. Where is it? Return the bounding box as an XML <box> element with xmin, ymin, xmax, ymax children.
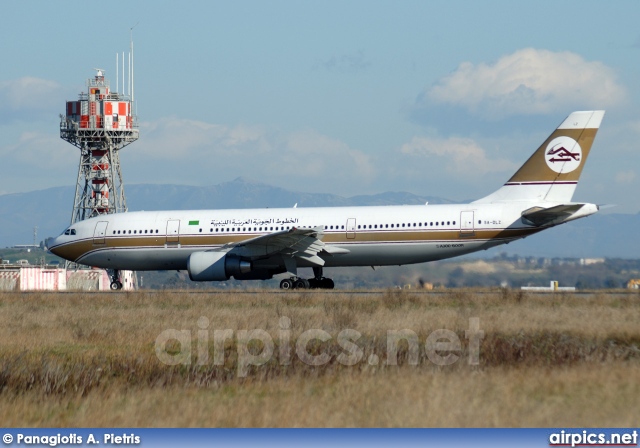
<box><xmin>0</xmin><ymin>288</ymin><xmax>639</xmax><ymax>427</ymax></box>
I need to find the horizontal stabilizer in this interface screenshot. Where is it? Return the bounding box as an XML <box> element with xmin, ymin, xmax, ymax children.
<box><xmin>521</xmin><ymin>203</ymin><xmax>596</xmax><ymax>227</ymax></box>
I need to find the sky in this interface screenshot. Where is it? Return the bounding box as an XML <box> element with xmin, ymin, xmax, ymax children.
<box><xmin>1</xmin><ymin>0</ymin><xmax>639</xmax><ymax>213</ymax></box>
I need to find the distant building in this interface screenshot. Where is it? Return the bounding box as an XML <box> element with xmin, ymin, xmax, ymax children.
<box><xmin>12</xmin><ymin>245</ymin><xmax>39</xmax><ymax>251</ymax></box>
<box><xmin>580</xmin><ymin>258</ymin><xmax>605</xmax><ymax>265</ymax></box>
<box><xmin>521</xmin><ymin>281</ymin><xmax>576</xmax><ymax>292</ymax></box>
<box><xmin>0</xmin><ymin>266</ymin><xmax>136</xmax><ymax>291</ymax></box>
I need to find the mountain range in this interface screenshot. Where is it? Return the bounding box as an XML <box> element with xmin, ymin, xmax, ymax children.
<box><xmin>0</xmin><ymin>177</ymin><xmax>637</xmax><ymax>258</ymax></box>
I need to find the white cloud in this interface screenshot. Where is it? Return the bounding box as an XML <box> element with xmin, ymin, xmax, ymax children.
<box><xmin>0</xmin><ymin>131</ymin><xmax>75</xmax><ymax>167</ymax></box>
<box><xmin>0</xmin><ymin>130</ymin><xmax>77</xmax><ymax>192</ymax></box>
<box><xmin>421</xmin><ymin>48</ymin><xmax>626</xmax><ymax>119</ymax></box>
<box><xmin>398</xmin><ymin>136</ymin><xmax>516</xmax><ymax>176</ymax></box>
<box><xmin>139</xmin><ymin>117</ymin><xmax>251</xmax><ymax>159</ymax></box>
<box><xmin>615</xmin><ymin>170</ymin><xmax>635</xmax><ymax>184</ymax></box>
<box><xmin>130</xmin><ymin>118</ymin><xmax>375</xmax><ymax>193</ymax></box>
<box><xmin>0</xmin><ymin>116</ymin><xmax>377</xmax><ymax>195</ymax></box>
<box><xmin>0</xmin><ymin>77</ymin><xmax>63</xmax><ymax>121</ymax></box>
<box><xmin>282</xmin><ymin>129</ymin><xmax>376</xmax><ymax>180</ymax></box>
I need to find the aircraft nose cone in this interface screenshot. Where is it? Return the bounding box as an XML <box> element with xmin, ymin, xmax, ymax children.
<box><xmin>45</xmin><ymin>234</ymin><xmax>82</xmax><ymax>262</ymax></box>
<box><xmin>46</xmin><ymin>236</ymin><xmax>60</xmax><ymax>254</ymax></box>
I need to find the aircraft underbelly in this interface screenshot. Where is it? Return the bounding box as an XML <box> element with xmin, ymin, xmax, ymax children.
<box><xmin>78</xmin><ymin>247</ymin><xmax>192</xmax><ymax>271</ymax></box>
<box><xmin>320</xmin><ymin>239</ymin><xmax>505</xmax><ymax>267</ymax></box>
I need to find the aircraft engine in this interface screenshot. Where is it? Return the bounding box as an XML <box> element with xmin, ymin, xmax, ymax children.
<box><xmin>187</xmin><ymin>251</ymin><xmax>252</xmax><ymax>281</ymax></box>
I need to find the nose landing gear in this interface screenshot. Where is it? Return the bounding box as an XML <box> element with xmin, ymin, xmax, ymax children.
<box><xmin>109</xmin><ymin>269</ymin><xmax>123</xmax><ymax>290</ymax></box>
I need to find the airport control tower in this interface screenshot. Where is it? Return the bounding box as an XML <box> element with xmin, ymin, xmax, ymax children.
<box><xmin>60</xmin><ymin>69</ymin><xmax>138</xmax><ymax>224</ymax></box>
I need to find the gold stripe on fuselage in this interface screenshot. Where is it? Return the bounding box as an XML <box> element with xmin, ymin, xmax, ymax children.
<box><xmin>52</xmin><ymin>227</ymin><xmax>541</xmax><ymax>264</ymax></box>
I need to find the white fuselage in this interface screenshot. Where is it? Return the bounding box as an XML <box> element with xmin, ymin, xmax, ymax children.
<box><xmin>47</xmin><ymin>201</ymin><xmax>551</xmax><ymax>272</ymax></box>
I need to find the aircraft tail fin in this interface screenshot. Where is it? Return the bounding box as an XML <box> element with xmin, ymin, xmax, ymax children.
<box><xmin>474</xmin><ymin>110</ymin><xmax>604</xmax><ymax>204</ymax></box>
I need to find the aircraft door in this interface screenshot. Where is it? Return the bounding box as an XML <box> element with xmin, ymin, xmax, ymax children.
<box><xmin>346</xmin><ymin>218</ymin><xmax>356</xmax><ymax>239</ymax></box>
<box><xmin>460</xmin><ymin>211</ymin><xmax>475</xmax><ymax>237</ymax></box>
<box><xmin>166</xmin><ymin>220</ymin><xmax>180</xmax><ymax>243</ymax></box>
<box><xmin>93</xmin><ymin>221</ymin><xmax>108</xmax><ymax>245</ymax></box>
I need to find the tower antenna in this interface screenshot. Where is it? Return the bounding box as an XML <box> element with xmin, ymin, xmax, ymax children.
<box><xmin>130</xmin><ymin>22</ymin><xmax>138</xmax><ymax>102</ymax></box>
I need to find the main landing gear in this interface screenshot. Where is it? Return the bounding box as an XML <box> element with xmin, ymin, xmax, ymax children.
<box><xmin>110</xmin><ymin>269</ymin><xmax>123</xmax><ymax>290</ymax></box>
<box><xmin>279</xmin><ymin>277</ymin><xmax>334</xmax><ymax>290</ymax></box>
<box><xmin>279</xmin><ymin>267</ymin><xmax>334</xmax><ymax>290</ymax></box>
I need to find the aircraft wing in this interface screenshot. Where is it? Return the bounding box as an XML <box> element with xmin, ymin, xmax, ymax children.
<box><xmin>521</xmin><ymin>204</ymin><xmax>592</xmax><ymax>227</ymax></box>
<box><xmin>218</xmin><ymin>227</ymin><xmax>347</xmax><ymax>266</ymax></box>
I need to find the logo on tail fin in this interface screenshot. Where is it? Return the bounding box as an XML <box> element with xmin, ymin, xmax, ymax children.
<box><xmin>544</xmin><ymin>136</ymin><xmax>582</xmax><ymax>173</ymax></box>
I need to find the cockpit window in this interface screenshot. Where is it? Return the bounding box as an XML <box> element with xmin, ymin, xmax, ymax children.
<box><xmin>63</xmin><ymin>229</ymin><xmax>77</xmax><ymax>236</ymax></box>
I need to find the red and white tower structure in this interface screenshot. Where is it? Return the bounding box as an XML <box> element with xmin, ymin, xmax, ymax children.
<box><xmin>60</xmin><ymin>68</ymin><xmax>138</xmax><ymax>224</ymax></box>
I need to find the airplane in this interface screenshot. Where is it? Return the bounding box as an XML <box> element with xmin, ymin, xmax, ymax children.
<box><xmin>47</xmin><ymin>110</ymin><xmax>604</xmax><ymax>291</ymax></box>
